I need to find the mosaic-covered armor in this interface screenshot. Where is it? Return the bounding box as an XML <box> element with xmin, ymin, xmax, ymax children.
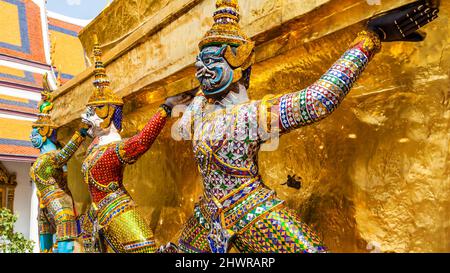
<box><xmin>80</xmin><ymin>108</ymin><xmax>168</xmax><ymax>253</ymax></box>
<box><xmin>31</xmin><ymin>132</ymin><xmax>85</xmax><ymax>243</ymax></box>
<box><xmin>30</xmin><ymin>73</ymin><xmax>86</xmax><ymax>253</ymax></box>
<box><xmin>176</xmin><ymin>0</ymin><xmax>438</xmax><ymax>253</ymax></box>
<box><xmin>79</xmin><ymin>37</ymin><xmax>171</xmax><ymax>253</ymax></box>
<box><xmin>179</xmin><ymin>32</ymin><xmax>379</xmax><ymax>253</ymax></box>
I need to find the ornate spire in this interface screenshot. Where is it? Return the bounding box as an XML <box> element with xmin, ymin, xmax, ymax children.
<box><xmin>86</xmin><ymin>35</ymin><xmax>123</xmax><ymax>106</ymax></box>
<box><xmin>199</xmin><ymin>0</ymin><xmax>252</xmax><ymax>49</ymax></box>
<box><xmin>32</xmin><ymin>73</ymin><xmax>56</xmax><ymax>139</ymax></box>
<box><xmin>39</xmin><ymin>73</ymin><xmax>54</xmax><ymax>114</ymax></box>
<box><xmin>199</xmin><ymin>0</ymin><xmax>255</xmax><ymax>72</ymax></box>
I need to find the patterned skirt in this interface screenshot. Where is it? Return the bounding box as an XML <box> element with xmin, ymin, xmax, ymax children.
<box><xmin>178</xmin><ymin>178</ymin><xmax>327</xmax><ymax>253</ymax></box>
<box><xmin>79</xmin><ymin>189</ymin><xmax>156</xmax><ymax>253</ymax></box>
<box><xmin>38</xmin><ymin>187</ymin><xmax>78</xmax><ymax>242</ymax></box>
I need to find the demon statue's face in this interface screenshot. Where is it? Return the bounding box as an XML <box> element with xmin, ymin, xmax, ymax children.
<box><xmin>30</xmin><ymin>127</ymin><xmax>44</xmax><ymax>149</ymax></box>
<box><xmin>81</xmin><ymin>106</ymin><xmax>108</xmax><ymax>138</ymax></box>
<box><xmin>81</xmin><ymin>106</ymin><xmax>102</xmax><ymax>138</ymax></box>
<box><xmin>196</xmin><ymin>45</ymin><xmax>234</xmax><ymax>100</ymax></box>
<box><xmin>81</xmin><ymin>104</ymin><xmax>123</xmax><ymax>138</ymax></box>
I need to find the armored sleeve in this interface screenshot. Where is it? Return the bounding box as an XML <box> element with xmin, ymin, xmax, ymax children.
<box><xmin>115</xmin><ymin>107</ymin><xmax>168</xmax><ymax>164</ymax></box>
<box><xmin>259</xmin><ymin>31</ymin><xmax>381</xmax><ymax>136</ymax></box>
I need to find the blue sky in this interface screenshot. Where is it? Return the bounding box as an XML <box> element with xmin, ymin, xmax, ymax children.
<box><xmin>46</xmin><ymin>0</ymin><xmax>110</xmax><ymax>20</ymax></box>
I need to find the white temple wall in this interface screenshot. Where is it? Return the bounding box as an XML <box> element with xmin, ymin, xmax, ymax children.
<box><xmin>2</xmin><ymin>161</ymin><xmax>33</xmax><ymax>240</ymax></box>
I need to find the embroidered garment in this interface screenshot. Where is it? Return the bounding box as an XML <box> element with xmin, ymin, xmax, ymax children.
<box><xmin>30</xmin><ymin>132</ymin><xmax>85</xmax><ymax>242</ymax></box>
<box><xmin>177</xmin><ymin>31</ymin><xmax>381</xmax><ymax>253</ymax></box>
<box><xmin>80</xmin><ymin>108</ymin><xmax>168</xmax><ymax>253</ymax></box>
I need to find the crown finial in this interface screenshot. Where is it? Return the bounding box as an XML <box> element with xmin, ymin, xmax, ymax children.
<box><xmin>199</xmin><ymin>0</ymin><xmax>251</xmax><ymax>49</ymax></box>
<box><xmin>86</xmin><ymin>35</ymin><xmax>124</xmax><ymax>106</ymax></box>
<box><xmin>92</xmin><ymin>35</ymin><xmax>111</xmax><ymax>90</ymax></box>
<box><xmin>214</xmin><ymin>0</ymin><xmax>240</xmax><ymax>24</ymax></box>
<box><xmin>33</xmin><ymin>73</ymin><xmax>56</xmax><ymax>131</ymax></box>
<box><xmin>39</xmin><ymin>73</ymin><xmax>54</xmax><ymax>114</ymax></box>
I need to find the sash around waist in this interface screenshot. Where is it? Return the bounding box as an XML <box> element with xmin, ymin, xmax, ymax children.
<box><xmin>86</xmin><ymin>188</ymin><xmax>134</xmax><ymax>228</ymax></box>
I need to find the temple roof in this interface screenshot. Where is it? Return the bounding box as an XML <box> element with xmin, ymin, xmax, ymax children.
<box><xmin>0</xmin><ymin>0</ymin><xmax>46</xmax><ymax>65</ymax></box>
<box><xmin>48</xmin><ymin>15</ymin><xmax>87</xmax><ymax>84</ymax></box>
<box><xmin>0</xmin><ymin>0</ymin><xmax>86</xmax><ymax>161</ymax></box>
<box><xmin>0</xmin><ymin>65</ymin><xmax>43</xmax><ymax>91</ymax></box>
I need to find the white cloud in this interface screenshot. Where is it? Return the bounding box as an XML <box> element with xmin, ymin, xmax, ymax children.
<box><xmin>66</xmin><ymin>0</ymin><xmax>82</xmax><ymax>6</ymax></box>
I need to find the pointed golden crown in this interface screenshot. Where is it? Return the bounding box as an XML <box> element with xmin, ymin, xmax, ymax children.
<box><xmin>87</xmin><ymin>35</ymin><xmax>124</xmax><ymax>106</ymax></box>
<box><xmin>33</xmin><ymin>73</ymin><xmax>56</xmax><ymax>129</ymax></box>
<box><xmin>199</xmin><ymin>0</ymin><xmax>252</xmax><ymax>49</ymax></box>
<box><xmin>39</xmin><ymin>73</ymin><xmax>54</xmax><ymax>114</ymax></box>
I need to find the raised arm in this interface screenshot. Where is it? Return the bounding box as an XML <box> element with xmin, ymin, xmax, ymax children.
<box><xmin>260</xmin><ymin>1</ymin><xmax>439</xmax><ymax>136</ymax></box>
<box><xmin>269</xmin><ymin>31</ymin><xmax>380</xmax><ymax>134</ymax></box>
<box><xmin>55</xmin><ymin>131</ymin><xmax>85</xmax><ymax>167</ymax></box>
<box><xmin>115</xmin><ymin>106</ymin><xmax>169</xmax><ymax>164</ymax></box>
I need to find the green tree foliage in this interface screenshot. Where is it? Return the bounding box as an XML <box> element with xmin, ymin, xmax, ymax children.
<box><xmin>0</xmin><ymin>208</ymin><xmax>34</xmax><ymax>253</ymax></box>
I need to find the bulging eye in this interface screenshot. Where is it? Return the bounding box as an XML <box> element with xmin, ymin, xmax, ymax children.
<box><xmin>95</xmin><ymin>105</ymin><xmax>110</xmax><ymax>119</ymax></box>
<box><xmin>204</xmin><ymin>58</ymin><xmax>213</xmax><ymax>65</ymax></box>
<box><xmin>86</xmin><ymin>107</ymin><xmax>95</xmax><ymax>117</ymax></box>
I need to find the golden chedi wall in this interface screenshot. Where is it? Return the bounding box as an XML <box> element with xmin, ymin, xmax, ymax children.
<box><xmin>54</xmin><ymin>0</ymin><xmax>450</xmax><ymax>252</ymax></box>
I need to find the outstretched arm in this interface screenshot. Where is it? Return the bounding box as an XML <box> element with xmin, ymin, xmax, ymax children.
<box><xmin>115</xmin><ymin>91</ymin><xmax>194</xmax><ymax>164</ymax></box>
<box><xmin>259</xmin><ymin>31</ymin><xmax>381</xmax><ymax>136</ymax></box>
<box><xmin>55</xmin><ymin>131</ymin><xmax>85</xmax><ymax>167</ymax></box>
<box><xmin>260</xmin><ymin>1</ymin><xmax>439</xmax><ymax>136</ymax></box>
<box><xmin>115</xmin><ymin>107</ymin><xmax>169</xmax><ymax>164</ymax></box>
